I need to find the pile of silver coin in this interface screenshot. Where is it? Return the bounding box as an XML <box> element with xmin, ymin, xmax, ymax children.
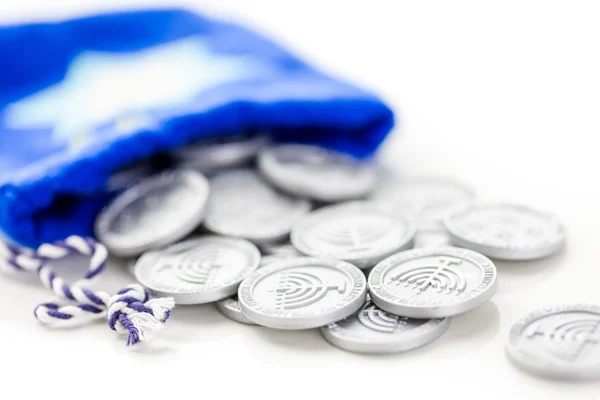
<box><xmin>96</xmin><ymin>133</ymin><xmax>597</xmax><ymax>381</ymax></box>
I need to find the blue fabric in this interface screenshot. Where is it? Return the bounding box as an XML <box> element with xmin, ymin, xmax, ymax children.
<box><xmin>0</xmin><ymin>8</ymin><xmax>394</xmax><ymax>248</ymax></box>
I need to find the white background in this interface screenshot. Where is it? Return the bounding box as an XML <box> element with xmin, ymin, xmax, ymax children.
<box><xmin>1</xmin><ymin>1</ymin><xmax>600</xmax><ymax>399</ymax></box>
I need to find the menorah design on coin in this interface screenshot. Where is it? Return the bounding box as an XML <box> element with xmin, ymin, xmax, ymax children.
<box><xmin>271</xmin><ymin>271</ymin><xmax>347</xmax><ymax>310</ymax></box>
<box><xmin>169</xmin><ymin>248</ymin><xmax>226</xmax><ymax>285</ymax></box>
<box><xmin>172</xmin><ymin>261</ymin><xmax>221</xmax><ymax>285</ymax></box>
<box><xmin>315</xmin><ymin>217</ymin><xmax>393</xmax><ymax>251</ymax></box>
<box><xmin>388</xmin><ymin>258</ymin><xmax>467</xmax><ymax>295</ymax></box>
<box><xmin>358</xmin><ymin>303</ymin><xmax>406</xmax><ymax>333</ymax></box>
<box><xmin>524</xmin><ymin>317</ymin><xmax>600</xmax><ymax>361</ymax></box>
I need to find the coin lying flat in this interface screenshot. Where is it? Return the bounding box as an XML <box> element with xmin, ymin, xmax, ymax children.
<box><xmin>95</xmin><ymin>169</ymin><xmax>210</xmax><ymax>256</ymax></box>
<box><xmin>291</xmin><ymin>202</ymin><xmax>415</xmax><ymax>269</ymax></box>
<box><xmin>368</xmin><ymin>247</ymin><xmax>497</xmax><ymax>318</ymax></box>
<box><xmin>321</xmin><ymin>299</ymin><xmax>450</xmax><ymax>354</ymax></box>
<box><xmin>134</xmin><ymin>236</ymin><xmax>261</xmax><ymax>304</ymax></box>
<box><xmin>506</xmin><ymin>305</ymin><xmax>600</xmax><ymax>381</ymax></box>
<box><xmin>204</xmin><ymin>169</ymin><xmax>311</xmax><ymax>243</ymax></box>
<box><xmin>371</xmin><ymin>176</ymin><xmax>475</xmax><ymax>231</ymax></box>
<box><xmin>445</xmin><ymin>203</ymin><xmax>566</xmax><ymax>260</ymax></box>
<box><xmin>257</xmin><ymin>144</ymin><xmax>377</xmax><ymax>202</ymax></box>
<box><xmin>173</xmin><ymin>132</ymin><xmax>268</xmax><ymax>174</ymax></box>
<box><xmin>238</xmin><ymin>257</ymin><xmax>367</xmax><ymax>329</ymax></box>
<box><xmin>215</xmin><ymin>295</ymin><xmax>256</xmax><ymax>325</ymax></box>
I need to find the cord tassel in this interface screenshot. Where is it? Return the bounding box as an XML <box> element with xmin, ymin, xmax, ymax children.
<box><xmin>2</xmin><ymin>235</ymin><xmax>175</xmax><ymax>346</ymax></box>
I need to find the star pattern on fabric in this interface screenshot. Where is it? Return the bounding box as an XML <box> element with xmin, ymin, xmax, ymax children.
<box><xmin>3</xmin><ymin>35</ymin><xmax>267</xmax><ymax>149</ymax></box>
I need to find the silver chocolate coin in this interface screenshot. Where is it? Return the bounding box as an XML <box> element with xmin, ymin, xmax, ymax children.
<box><xmin>204</xmin><ymin>169</ymin><xmax>311</xmax><ymax>243</ymax></box>
<box><xmin>257</xmin><ymin>144</ymin><xmax>377</xmax><ymax>202</ymax></box>
<box><xmin>368</xmin><ymin>247</ymin><xmax>497</xmax><ymax>318</ymax></box>
<box><xmin>215</xmin><ymin>295</ymin><xmax>256</xmax><ymax>325</ymax></box>
<box><xmin>173</xmin><ymin>132</ymin><xmax>268</xmax><ymax>173</ymax></box>
<box><xmin>95</xmin><ymin>169</ymin><xmax>210</xmax><ymax>256</ymax></box>
<box><xmin>506</xmin><ymin>304</ymin><xmax>600</xmax><ymax>381</ymax></box>
<box><xmin>321</xmin><ymin>299</ymin><xmax>450</xmax><ymax>354</ymax></box>
<box><xmin>134</xmin><ymin>236</ymin><xmax>261</xmax><ymax>304</ymax></box>
<box><xmin>291</xmin><ymin>202</ymin><xmax>415</xmax><ymax>269</ymax></box>
<box><xmin>372</xmin><ymin>176</ymin><xmax>475</xmax><ymax>231</ymax></box>
<box><xmin>445</xmin><ymin>203</ymin><xmax>566</xmax><ymax>260</ymax></box>
<box><xmin>238</xmin><ymin>257</ymin><xmax>367</xmax><ymax>329</ymax></box>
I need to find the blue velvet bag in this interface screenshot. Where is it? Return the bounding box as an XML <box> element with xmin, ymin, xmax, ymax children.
<box><xmin>0</xmin><ymin>8</ymin><xmax>394</xmax><ymax>248</ymax></box>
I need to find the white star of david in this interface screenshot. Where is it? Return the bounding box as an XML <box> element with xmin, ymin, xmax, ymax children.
<box><xmin>3</xmin><ymin>35</ymin><xmax>269</xmax><ymax>149</ymax></box>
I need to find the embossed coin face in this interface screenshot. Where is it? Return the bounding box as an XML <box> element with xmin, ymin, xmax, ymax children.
<box><xmin>291</xmin><ymin>202</ymin><xmax>415</xmax><ymax>269</ymax></box>
<box><xmin>134</xmin><ymin>236</ymin><xmax>261</xmax><ymax>304</ymax></box>
<box><xmin>215</xmin><ymin>295</ymin><xmax>256</xmax><ymax>325</ymax></box>
<box><xmin>368</xmin><ymin>247</ymin><xmax>497</xmax><ymax>318</ymax></box>
<box><xmin>95</xmin><ymin>169</ymin><xmax>210</xmax><ymax>256</ymax></box>
<box><xmin>238</xmin><ymin>257</ymin><xmax>367</xmax><ymax>329</ymax></box>
<box><xmin>445</xmin><ymin>203</ymin><xmax>566</xmax><ymax>260</ymax></box>
<box><xmin>173</xmin><ymin>133</ymin><xmax>268</xmax><ymax>174</ymax></box>
<box><xmin>321</xmin><ymin>300</ymin><xmax>450</xmax><ymax>354</ymax></box>
<box><xmin>372</xmin><ymin>177</ymin><xmax>475</xmax><ymax>231</ymax></box>
<box><xmin>204</xmin><ymin>169</ymin><xmax>311</xmax><ymax>243</ymax></box>
<box><xmin>506</xmin><ymin>305</ymin><xmax>600</xmax><ymax>381</ymax></box>
<box><xmin>257</xmin><ymin>144</ymin><xmax>377</xmax><ymax>202</ymax></box>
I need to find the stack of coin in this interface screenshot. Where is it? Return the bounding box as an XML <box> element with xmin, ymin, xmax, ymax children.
<box><xmin>94</xmin><ymin>134</ymin><xmax>588</xmax><ymax>380</ymax></box>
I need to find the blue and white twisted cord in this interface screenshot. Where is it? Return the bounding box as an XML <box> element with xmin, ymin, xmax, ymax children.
<box><xmin>0</xmin><ymin>236</ymin><xmax>175</xmax><ymax>346</ymax></box>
